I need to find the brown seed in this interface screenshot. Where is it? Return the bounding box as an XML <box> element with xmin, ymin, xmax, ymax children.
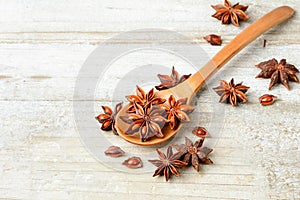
<box><xmin>203</xmin><ymin>34</ymin><xmax>222</xmax><ymax>46</ymax></box>
<box><xmin>259</xmin><ymin>94</ymin><xmax>277</xmax><ymax>106</ymax></box>
<box><xmin>104</xmin><ymin>146</ymin><xmax>125</xmax><ymax>157</ymax></box>
<box><xmin>192</xmin><ymin>127</ymin><xmax>209</xmax><ymax>138</ymax></box>
<box><xmin>122</xmin><ymin>157</ymin><xmax>143</xmax><ymax>169</ymax></box>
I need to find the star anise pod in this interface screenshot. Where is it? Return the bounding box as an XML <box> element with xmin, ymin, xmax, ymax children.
<box><xmin>126</xmin><ymin>86</ymin><xmax>166</xmax><ymax>112</ymax></box>
<box><xmin>256</xmin><ymin>58</ymin><xmax>299</xmax><ymax>90</ymax></box>
<box><xmin>174</xmin><ymin>137</ymin><xmax>213</xmax><ymax>172</ymax></box>
<box><xmin>95</xmin><ymin>102</ymin><xmax>122</xmax><ymax>135</ymax></box>
<box><xmin>148</xmin><ymin>146</ymin><xmax>188</xmax><ymax>182</ymax></box>
<box><xmin>211</xmin><ymin>0</ymin><xmax>249</xmax><ymax>26</ymax></box>
<box><xmin>213</xmin><ymin>78</ymin><xmax>249</xmax><ymax>106</ymax></box>
<box><xmin>120</xmin><ymin>102</ymin><xmax>167</xmax><ymax>142</ymax></box>
<box><xmin>161</xmin><ymin>95</ymin><xmax>195</xmax><ymax>130</ymax></box>
<box><xmin>155</xmin><ymin>66</ymin><xmax>191</xmax><ymax>91</ymax></box>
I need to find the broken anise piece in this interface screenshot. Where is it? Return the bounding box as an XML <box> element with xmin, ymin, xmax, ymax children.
<box><xmin>192</xmin><ymin>127</ymin><xmax>209</xmax><ymax>138</ymax></box>
<box><xmin>211</xmin><ymin>0</ymin><xmax>249</xmax><ymax>26</ymax></box>
<box><xmin>174</xmin><ymin>137</ymin><xmax>213</xmax><ymax>172</ymax></box>
<box><xmin>120</xmin><ymin>102</ymin><xmax>167</xmax><ymax>142</ymax></box>
<box><xmin>95</xmin><ymin>102</ymin><xmax>122</xmax><ymax>135</ymax></box>
<box><xmin>122</xmin><ymin>157</ymin><xmax>143</xmax><ymax>169</ymax></box>
<box><xmin>213</xmin><ymin>78</ymin><xmax>249</xmax><ymax>106</ymax></box>
<box><xmin>161</xmin><ymin>95</ymin><xmax>195</xmax><ymax>129</ymax></box>
<box><xmin>104</xmin><ymin>146</ymin><xmax>125</xmax><ymax>157</ymax></box>
<box><xmin>126</xmin><ymin>86</ymin><xmax>166</xmax><ymax>112</ymax></box>
<box><xmin>203</xmin><ymin>34</ymin><xmax>222</xmax><ymax>46</ymax></box>
<box><xmin>263</xmin><ymin>39</ymin><xmax>267</xmax><ymax>48</ymax></box>
<box><xmin>155</xmin><ymin>66</ymin><xmax>191</xmax><ymax>91</ymax></box>
<box><xmin>259</xmin><ymin>94</ymin><xmax>277</xmax><ymax>106</ymax></box>
<box><xmin>256</xmin><ymin>58</ymin><xmax>299</xmax><ymax>90</ymax></box>
<box><xmin>148</xmin><ymin>146</ymin><xmax>188</xmax><ymax>182</ymax></box>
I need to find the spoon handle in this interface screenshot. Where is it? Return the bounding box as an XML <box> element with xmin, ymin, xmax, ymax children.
<box><xmin>187</xmin><ymin>6</ymin><xmax>294</xmax><ymax>94</ymax></box>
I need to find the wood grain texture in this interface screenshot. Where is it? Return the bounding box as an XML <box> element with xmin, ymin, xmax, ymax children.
<box><xmin>0</xmin><ymin>0</ymin><xmax>299</xmax><ymax>199</ymax></box>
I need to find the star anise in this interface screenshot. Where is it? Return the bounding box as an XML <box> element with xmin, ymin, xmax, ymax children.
<box><xmin>213</xmin><ymin>78</ymin><xmax>249</xmax><ymax>106</ymax></box>
<box><xmin>95</xmin><ymin>102</ymin><xmax>122</xmax><ymax>135</ymax></box>
<box><xmin>120</xmin><ymin>102</ymin><xmax>167</xmax><ymax>142</ymax></box>
<box><xmin>256</xmin><ymin>58</ymin><xmax>299</xmax><ymax>90</ymax></box>
<box><xmin>126</xmin><ymin>86</ymin><xmax>166</xmax><ymax>112</ymax></box>
<box><xmin>161</xmin><ymin>95</ymin><xmax>195</xmax><ymax>129</ymax></box>
<box><xmin>148</xmin><ymin>146</ymin><xmax>188</xmax><ymax>181</ymax></box>
<box><xmin>155</xmin><ymin>66</ymin><xmax>191</xmax><ymax>91</ymax></box>
<box><xmin>174</xmin><ymin>137</ymin><xmax>213</xmax><ymax>172</ymax></box>
<box><xmin>211</xmin><ymin>0</ymin><xmax>249</xmax><ymax>26</ymax></box>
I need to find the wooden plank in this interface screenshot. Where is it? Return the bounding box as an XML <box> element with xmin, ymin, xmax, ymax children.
<box><xmin>0</xmin><ymin>1</ymin><xmax>298</xmax><ymax>44</ymax></box>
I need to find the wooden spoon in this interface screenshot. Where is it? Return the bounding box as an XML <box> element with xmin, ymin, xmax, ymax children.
<box><xmin>115</xmin><ymin>6</ymin><xmax>294</xmax><ymax>146</ymax></box>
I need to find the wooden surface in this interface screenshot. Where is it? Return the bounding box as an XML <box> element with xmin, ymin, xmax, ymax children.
<box><xmin>0</xmin><ymin>0</ymin><xmax>299</xmax><ymax>199</ymax></box>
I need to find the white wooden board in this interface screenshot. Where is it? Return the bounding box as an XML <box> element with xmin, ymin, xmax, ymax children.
<box><xmin>0</xmin><ymin>0</ymin><xmax>299</xmax><ymax>199</ymax></box>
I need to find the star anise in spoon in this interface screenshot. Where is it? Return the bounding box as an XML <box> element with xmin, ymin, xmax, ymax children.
<box><xmin>213</xmin><ymin>78</ymin><xmax>249</xmax><ymax>106</ymax></box>
<box><xmin>211</xmin><ymin>0</ymin><xmax>249</xmax><ymax>26</ymax></box>
<box><xmin>256</xmin><ymin>58</ymin><xmax>299</xmax><ymax>90</ymax></box>
<box><xmin>95</xmin><ymin>102</ymin><xmax>123</xmax><ymax>135</ymax></box>
<box><xmin>174</xmin><ymin>137</ymin><xmax>213</xmax><ymax>172</ymax></box>
<box><xmin>155</xmin><ymin>66</ymin><xmax>191</xmax><ymax>90</ymax></box>
<box><xmin>148</xmin><ymin>146</ymin><xmax>188</xmax><ymax>182</ymax></box>
<box><xmin>120</xmin><ymin>102</ymin><xmax>167</xmax><ymax>142</ymax></box>
<box><xmin>161</xmin><ymin>95</ymin><xmax>195</xmax><ymax>130</ymax></box>
<box><xmin>126</xmin><ymin>86</ymin><xmax>166</xmax><ymax>112</ymax></box>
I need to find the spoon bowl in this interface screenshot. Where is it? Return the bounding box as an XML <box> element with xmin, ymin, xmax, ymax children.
<box><xmin>115</xmin><ymin>6</ymin><xmax>295</xmax><ymax>146</ymax></box>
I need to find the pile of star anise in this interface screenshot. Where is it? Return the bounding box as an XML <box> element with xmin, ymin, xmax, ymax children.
<box><xmin>97</xmin><ymin>67</ymin><xmax>194</xmax><ymax>142</ymax></box>
<box><xmin>102</xmin><ymin>130</ymin><xmax>213</xmax><ymax>182</ymax></box>
<box><xmin>213</xmin><ymin>58</ymin><xmax>299</xmax><ymax>106</ymax></box>
<box><xmin>149</xmin><ymin>136</ymin><xmax>213</xmax><ymax>181</ymax></box>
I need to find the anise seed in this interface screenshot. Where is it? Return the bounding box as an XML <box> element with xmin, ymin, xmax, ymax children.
<box><xmin>192</xmin><ymin>127</ymin><xmax>209</xmax><ymax>138</ymax></box>
<box><xmin>259</xmin><ymin>94</ymin><xmax>277</xmax><ymax>106</ymax></box>
<box><xmin>122</xmin><ymin>157</ymin><xmax>143</xmax><ymax>169</ymax></box>
<box><xmin>104</xmin><ymin>146</ymin><xmax>125</xmax><ymax>157</ymax></box>
<box><xmin>203</xmin><ymin>34</ymin><xmax>222</xmax><ymax>46</ymax></box>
